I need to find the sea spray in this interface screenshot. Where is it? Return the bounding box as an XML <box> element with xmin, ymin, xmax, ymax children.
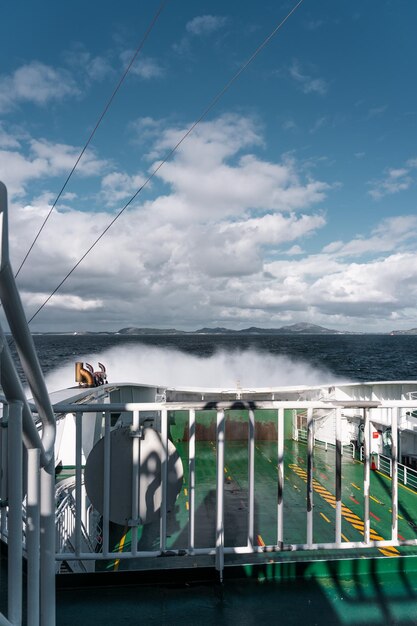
<box><xmin>43</xmin><ymin>343</ymin><xmax>341</xmax><ymax>392</ymax></box>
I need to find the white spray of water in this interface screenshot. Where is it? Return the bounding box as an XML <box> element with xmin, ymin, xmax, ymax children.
<box><xmin>44</xmin><ymin>344</ymin><xmax>344</xmax><ymax>393</ymax></box>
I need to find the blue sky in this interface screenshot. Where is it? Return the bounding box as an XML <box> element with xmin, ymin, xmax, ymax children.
<box><xmin>0</xmin><ymin>0</ymin><xmax>416</xmax><ymax>332</ymax></box>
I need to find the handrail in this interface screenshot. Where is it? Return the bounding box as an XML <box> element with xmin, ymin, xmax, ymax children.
<box><xmin>0</xmin><ymin>181</ymin><xmax>55</xmax><ymax>466</ymax></box>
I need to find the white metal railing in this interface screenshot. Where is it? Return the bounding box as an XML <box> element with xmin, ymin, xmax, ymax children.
<box><xmin>297</xmin><ymin>428</ymin><xmax>355</xmax><ymax>458</ymax></box>
<box><xmin>0</xmin><ymin>181</ymin><xmax>56</xmax><ymax>626</ymax></box>
<box><xmin>378</xmin><ymin>454</ymin><xmax>417</xmax><ymax>490</ymax></box>
<box><xmin>49</xmin><ymin>399</ymin><xmax>417</xmax><ymax>583</ymax></box>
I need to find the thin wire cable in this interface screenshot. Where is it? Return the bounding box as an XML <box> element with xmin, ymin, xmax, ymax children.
<box><xmin>27</xmin><ymin>0</ymin><xmax>305</xmax><ymax>325</ymax></box>
<box><xmin>15</xmin><ymin>0</ymin><xmax>168</xmax><ymax>279</ymax></box>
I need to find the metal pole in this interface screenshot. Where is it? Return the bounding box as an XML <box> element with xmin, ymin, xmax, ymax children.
<box><xmin>131</xmin><ymin>410</ymin><xmax>140</xmax><ymax>556</ymax></box>
<box><xmin>248</xmin><ymin>407</ymin><xmax>255</xmax><ymax>549</ymax></box>
<box><xmin>7</xmin><ymin>400</ymin><xmax>23</xmax><ymax>626</ymax></box>
<box><xmin>306</xmin><ymin>407</ymin><xmax>314</xmax><ymax>547</ymax></box>
<box><xmin>277</xmin><ymin>408</ymin><xmax>284</xmax><ymax>546</ymax></box>
<box><xmin>102</xmin><ymin>412</ymin><xmax>111</xmax><ymax>557</ymax></box>
<box><xmin>0</xmin><ymin>404</ymin><xmax>8</xmax><ymax>541</ymax></box>
<box><xmin>391</xmin><ymin>408</ymin><xmax>398</xmax><ymax>542</ymax></box>
<box><xmin>363</xmin><ymin>408</ymin><xmax>370</xmax><ymax>544</ymax></box>
<box><xmin>75</xmin><ymin>412</ymin><xmax>82</xmax><ymax>557</ymax></box>
<box><xmin>160</xmin><ymin>408</ymin><xmax>168</xmax><ymax>551</ymax></box>
<box><xmin>188</xmin><ymin>409</ymin><xmax>196</xmax><ymax>552</ymax></box>
<box><xmin>40</xmin><ymin>458</ymin><xmax>56</xmax><ymax>626</ymax></box>
<box><xmin>215</xmin><ymin>409</ymin><xmax>225</xmax><ymax>580</ymax></box>
<box><xmin>335</xmin><ymin>408</ymin><xmax>342</xmax><ymax>546</ymax></box>
<box><xmin>27</xmin><ymin>448</ymin><xmax>41</xmax><ymax>626</ymax></box>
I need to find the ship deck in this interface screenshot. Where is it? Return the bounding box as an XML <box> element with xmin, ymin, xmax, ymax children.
<box><xmin>94</xmin><ymin>438</ymin><xmax>417</xmax><ymax>571</ymax></box>
<box><xmin>55</xmin><ymin>436</ymin><xmax>417</xmax><ymax>625</ymax></box>
<box><xmin>4</xmin><ymin>437</ymin><xmax>417</xmax><ymax>625</ymax></box>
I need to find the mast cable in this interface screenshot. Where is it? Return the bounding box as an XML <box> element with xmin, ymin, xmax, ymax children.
<box><xmin>27</xmin><ymin>0</ymin><xmax>305</xmax><ymax>325</ymax></box>
<box><xmin>15</xmin><ymin>0</ymin><xmax>168</xmax><ymax>279</ymax></box>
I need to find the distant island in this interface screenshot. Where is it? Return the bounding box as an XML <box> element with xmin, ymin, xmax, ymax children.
<box><xmin>35</xmin><ymin>322</ymin><xmax>417</xmax><ymax>336</ymax></box>
<box><xmin>116</xmin><ymin>322</ymin><xmax>344</xmax><ymax>335</ymax></box>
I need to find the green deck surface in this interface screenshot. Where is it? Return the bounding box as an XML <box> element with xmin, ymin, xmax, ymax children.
<box><xmin>101</xmin><ymin>410</ymin><xmax>417</xmax><ymax>571</ymax></box>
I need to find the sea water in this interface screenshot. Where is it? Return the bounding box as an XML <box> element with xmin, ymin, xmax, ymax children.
<box><xmin>8</xmin><ymin>333</ymin><xmax>417</xmax><ymax>392</ymax></box>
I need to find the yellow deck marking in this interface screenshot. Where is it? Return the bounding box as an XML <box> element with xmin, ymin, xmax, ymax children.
<box><xmin>375</xmin><ymin>469</ymin><xmax>417</xmax><ymax>496</ymax></box>
<box><xmin>341</xmin><ymin>533</ymin><xmax>349</xmax><ymax>542</ymax></box>
<box><xmin>184</xmin><ymin>488</ymin><xmax>188</xmax><ymax>496</ymax></box>
<box><xmin>288</xmin><ymin>463</ymin><xmax>400</xmax><ymax>556</ymax></box>
<box><xmin>114</xmin><ymin>528</ymin><xmax>128</xmax><ymax>571</ymax></box>
<box><xmin>257</xmin><ymin>534</ymin><xmax>265</xmax><ymax>547</ymax></box>
<box><xmin>351</xmin><ymin>483</ymin><xmax>361</xmax><ymax>491</ymax></box>
<box><xmin>320</xmin><ymin>512</ymin><xmax>331</xmax><ymax>523</ymax></box>
<box><xmin>185</xmin><ymin>501</ymin><xmax>189</xmax><ymax>511</ymax></box>
<box><xmin>370</xmin><ymin>495</ymin><xmax>382</xmax><ymax>504</ymax></box>
<box><xmin>224</xmin><ymin>467</ymin><xmax>228</xmax><ymax>474</ymax></box>
<box><xmin>388</xmin><ymin>509</ymin><xmax>404</xmax><ymax>520</ymax></box>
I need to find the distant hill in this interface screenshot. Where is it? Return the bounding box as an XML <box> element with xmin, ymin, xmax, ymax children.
<box><xmin>117</xmin><ymin>327</ymin><xmax>187</xmax><ymax>335</ymax></box>
<box><xmin>116</xmin><ymin>323</ymin><xmax>346</xmax><ymax>335</ymax></box>
<box><xmin>389</xmin><ymin>328</ymin><xmax>417</xmax><ymax>335</ymax></box>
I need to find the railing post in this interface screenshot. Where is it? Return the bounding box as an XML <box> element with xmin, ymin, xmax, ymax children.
<box><xmin>8</xmin><ymin>400</ymin><xmax>23</xmax><ymax>626</ymax></box>
<box><xmin>75</xmin><ymin>412</ymin><xmax>82</xmax><ymax>557</ymax></box>
<box><xmin>306</xmin><ymin>407</ymin><xmax>314</xmax><ymax>547</ymax></box>
<box><xmin>27</xmin><ymin>447</ymin><xmax>41</xmax><ymax>626</ymax></box>
<box><xmin>335</xmin><ymin>407</ymin><xmax>342</xmax><ymax>546</ymax></box>
<box><xmin>102</xmin><ymin>412</ymin><xmax>111</xmax><ymax>557</ymax></box>
<box><xmin>363</xmin><ymin>408</ymin><xmax>370</xmax><ymax>544</ymax></box>
<box><xmin>160</xmin><ymin>408</ymin><xmax>168</xmax><ymax>551</ymax></box>
<box><xmin>215</xmin><ymin>409</ymin><xmax>225</xmax><ymax>580</ymax></box>
<box><xmin>248</xmin><ymin>406</ymin><xmax>255</xmax><ymax>549</ymax></box>
<box><xmin>40</xmin><ymin>458</ymin><xmax>56</xmax><ymax>626</ymax></box>
<box><xmin>277</xmin><ymin>407</ymin><xmax>284</xmax><ymax>547</ymax></box>
<box><xmin>130</xmin><ymin>410</ymin><xmax>140</xmax><ymax>556</ymax></box>
<box><xmin>391</xmin><ymin>408</ymin><xmax>399</xmax><ymax>542</ymax></box>
<box><xmin>0</xmin><ymin>403</ymin><xmax>8</xmax><ymax>542</ymax></box>
<box><xmin>188</xmin><ymin>409</ymin><xmax>196</xmax><ymax>553</ymax></box>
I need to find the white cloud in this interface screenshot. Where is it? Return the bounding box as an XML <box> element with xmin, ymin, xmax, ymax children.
<box><xmin>0</xmin><ymin>61</ymin><xmax>79</xmax><ymax>112</ymax></box>
<box><xmin>146</xmin><ymin>115</ymin><xmax>329</xmax><ymax>220</ymax></box>
<box><xmin>289</xmin><ymin>60</ymin><xmax>328</xmax><ymax>95</ymax></box>
<box><xmin>186</xmin><ymin>15</ymin><xmax>227</xmax><ymax>36</ymax></box>
<box><xmin>120</xmin><ymin>52</ymin><xmax>164</xmax><ymax>79</ymax></box>
<box><xmin>23</xmin><ymin>292</ymin><xmax>103</xmax><ymax>311</ymax></box>
<box><xmin>368</xmin><ymin>159</ymin><xmax>417</xmax><ymax>199</ymax></box>
<box><xmin>100</xmin><ymin>171</ymin><xmax>147</xmax><ymax>206</ymax></box>
<box><xmin>322</xmin><ymin>216</ymin><xmax>417</xmax><ymax>257</ymax></box>
<box><xmin>5</xmin><ymin>114</ymin><xmax>417</xmax><ymax>333</ymax></box>
<box><xmin>0</xmin><ymin>137</ymin><xmax>109</xmax><ymax>198</ymax></box>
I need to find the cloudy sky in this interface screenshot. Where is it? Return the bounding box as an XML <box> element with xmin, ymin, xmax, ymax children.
<box><xmin>1</xmin><ymin>0</ymin><xmax>416</xmax><ymax>333</ymax></box>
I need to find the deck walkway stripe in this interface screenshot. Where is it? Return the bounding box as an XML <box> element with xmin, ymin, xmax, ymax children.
<box><xmin>288</xmin><ymin>463</ymin><xmax>400</xmax><ymax>556</ymax></box>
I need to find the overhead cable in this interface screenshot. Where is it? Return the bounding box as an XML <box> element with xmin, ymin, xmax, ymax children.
<box><xmin>15</xmin><ymin>0</ymin><xmax>168</xmax><ymax>279</ymax></box>
<box><xmin>28</xmin><ymin>0</ymin><xmax>305</xmax><ymax>324</ymax></box>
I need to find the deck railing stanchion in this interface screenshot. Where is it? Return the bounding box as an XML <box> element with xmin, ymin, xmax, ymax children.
<box><xmin>102</xmin><ymin>412</ymin><xmax>111</xmax><ymax>557</ymax></box>
<box><xmin>75</xmin><ymin>412</ymin><xmax>82</xmax><ymax>556</ymax></box>
<box><xmin>40</xmin><ymin>458</ymin><xmax>56</xmax><ymax>626</ymax></box>
<box><xmin>160</xmin><ymin>408</ymin><xmax>168</xmax><ymax>551</ymax></box>
<box><xmin>27</xmin><ymin>447</ymin><xmax>41</xmax><ymax>626</ymax></box>
<box><xmin>335</xmin><ymin>407</ymin><xmax>342</xmax><ymax>546</ymax></box>
<box><xmin>391</xmin><ymin>407</ymin><xmax>399</xmax><ymax>542</ymax></box>
<box><xmin>131</xmin><ymin>409</ymin><xmax>140</xmax><ymax>556</ymax></box>
<box><xmin>248</xmin><ymin>406</ymin><xmax>255</xmax><ymax>549</ymax></box>
<box><xmin>0</xmin><ymin>403</ymin><xmax>8</xmax><ymax>541</ymax></box>
<box><xmin>363</xmin><ymin>408</ymin><xmax>370</xmax><ymax>544</ymax></box>
<box><xmin>188</xmin><ymin>409</ymin><xmax>196</xmax><ymax>552</ymax></box>
<box><xmin>215</xmin><ymin>409</ymin><xmax>225</xmax><ymax>580</ymax></box>
<box><xmin>306</xmin><ymin>407</ymin><xmax>314</xmax><ymax>547</ymax></box>
<box><xmin>8</xmin><ymin>400</ymin><xmax>23</xmax><ymax>626</ymax></box>
<box><xmin>277</xmin><ymin>407</ymin><xmax>284</xmax><ymax>547</ymax></box>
